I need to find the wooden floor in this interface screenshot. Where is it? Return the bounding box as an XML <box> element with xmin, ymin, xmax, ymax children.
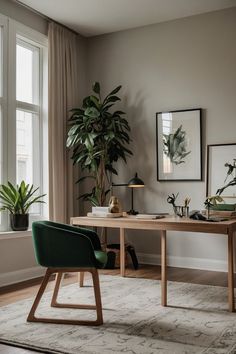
<box><xmin>0</xmin><ymin>264</ymin><xmax>235</xmax><ymax>354</ymax></box>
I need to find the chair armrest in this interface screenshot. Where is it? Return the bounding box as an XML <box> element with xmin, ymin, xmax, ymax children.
<box><xmin>32</xmin><ymin>222</ymin><xmax>99</xmax><ymax>268</ymax></box>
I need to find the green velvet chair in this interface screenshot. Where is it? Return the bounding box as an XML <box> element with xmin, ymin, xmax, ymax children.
<box><xmin>27</xmin><ymin>220</ymin><xmax>107</xmax><ymax>326</ymax></box>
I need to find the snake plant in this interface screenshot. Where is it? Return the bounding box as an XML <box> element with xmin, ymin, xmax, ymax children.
<box><xmin>0</xmin><ymin>181</ymin><xmax>45</xmax><ymax>214</ymax></box>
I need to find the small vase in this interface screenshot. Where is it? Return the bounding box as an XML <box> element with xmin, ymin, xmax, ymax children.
<box><xmin>173</xmin><ymin>206</ymin><xmax>189</xmax><ymax>218</ymax></box>
<box><xmin>10</xmin><ymin>214</ymin><xmax>29</xmax><ymax>231</ymax></box>
<box><xmin>108</xmin><ymin>196</ymin><xmax>121</xmax><ymax>213</ymax></box>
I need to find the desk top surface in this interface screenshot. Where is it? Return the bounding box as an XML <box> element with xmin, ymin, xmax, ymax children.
<box><xmin>71</xmin><ymin>216</ymin><xmax>236</xmax><ymax>235</ymax></box>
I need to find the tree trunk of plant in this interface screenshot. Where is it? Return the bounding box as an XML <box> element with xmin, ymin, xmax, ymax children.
<box><xmin>97</xmin><ymin>158</ymin><xmax>106</xmax><ymax>206</ymax></box>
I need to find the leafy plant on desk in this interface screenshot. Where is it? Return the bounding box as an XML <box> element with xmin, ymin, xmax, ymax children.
<box><xmin>167</xmin><ymin>193</ymin><xmax>179</xmax><ymax>208</ymax></box>
<box><xmin>66</xmin><ymin>82</ymin><xmax>132</xmax><ymax>207</ymax></box>
<box><xmin>204</xmin><ymin>195</ymin><xmax>224</xmax><ymax>219</ymax></box>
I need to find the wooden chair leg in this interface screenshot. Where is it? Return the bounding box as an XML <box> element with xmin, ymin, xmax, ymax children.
<box><xmin>51</xmin><ymin>272</ymin><xmax>63</xmax><ymax>307</ymax></box>
<box><xmin>79</xmin><ymin>271</ymin><xmax>85</xmax><ymax>287</ymax></box>
<box><xmin>27</xmin><ymin>268</ymin><xmax>52</xmax><ymax>322</ymax></box>
<box><xmin>27</xmin><ymin>268</ymin><xmax>103</xmax><ymax>326</ymax></box>
<box><xmin>91</xmin><ymin>269</ymin><xmax>103</xmax><ymax>325</ymax></box>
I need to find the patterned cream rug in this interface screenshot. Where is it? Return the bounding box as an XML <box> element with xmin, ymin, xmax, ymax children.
<box><xmin>0</xmin><ymin>275</ymin><xmax>235</xmax><ymax>354</ymax></box>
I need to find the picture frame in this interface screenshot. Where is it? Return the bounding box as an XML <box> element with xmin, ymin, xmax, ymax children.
<box><xmin>156</xmin><ymin>108</ymin><xmax>202</xmax><ymax>181</ymax></box>
<box><xmin>206</xmin><ymin>143</ymin><xmax>236</xmax><ymax>199</ymax></box>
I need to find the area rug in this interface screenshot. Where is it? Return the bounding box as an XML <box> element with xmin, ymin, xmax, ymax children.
<box><xmin>0</xmin><ymin>275</ymin><xmax>235</xmax><ymax>354</ymax></box>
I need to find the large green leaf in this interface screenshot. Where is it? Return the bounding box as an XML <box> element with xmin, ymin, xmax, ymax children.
<box><xmin>1</xmin><ymin>185</ymin><xmax>16</xmax><ymax>204</ymax></box>
<box><xmin>103</xmin><ymin>95</ymin><xmax>120</xmax><ymax>105</ymax></box>
<box><xmin>84</xmin><ymin>107</ymin><xmax>99</xmax><ymax>118</ymax></box>
<box><xmin>108</xmin><ymin>85</ymin><xmax>121</xmax><ymax>96</ymax></box>
<box><xmin>92</xmin><ymin>82</ymin><xmax>100</xmax><ymax>94</ymax></box>
<box><xmin>89</xmin><ymin>95</ymin><xmax>100</xmax><ymax>108</ymax></box>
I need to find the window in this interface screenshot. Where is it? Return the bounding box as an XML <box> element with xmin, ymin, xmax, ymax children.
<box><xmin>0</xmin><ymin>15</ymin><xmax>48</xmax><ymax>231</ymax></box>
<box><xmin>0</xmin><ymin>15</ymin><xmax>7</xmax><ymax>229</ymax></box>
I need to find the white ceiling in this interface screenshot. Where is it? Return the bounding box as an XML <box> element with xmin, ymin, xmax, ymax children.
<box><xmin>17</xmin><ymin>0</ymin><xmax>236</xmax><ymax>37</ymax></box>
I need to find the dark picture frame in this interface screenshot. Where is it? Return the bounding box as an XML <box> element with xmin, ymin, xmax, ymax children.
<box><xmin>206</xmin><ymin>143</ymin><xmax>236</xmax><ymax>198</ymax></box>
<box><xmin>156</xmin><ymin>108</ymin><xmax>202</xmax><ymax>181</ymax></box>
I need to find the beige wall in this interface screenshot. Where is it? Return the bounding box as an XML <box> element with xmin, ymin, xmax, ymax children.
<box><xmin>0</xmin><ymin>237</ymin><xmax>36</xmax><ymax>273</ymax></box>
<box><xmin>86</xmin><ymin>8</ymin><xmax>236</xmax><ymax>269</ymax></box>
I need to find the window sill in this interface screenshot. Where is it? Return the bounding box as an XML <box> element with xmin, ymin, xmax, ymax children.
<box><xmin>0</xmin><ymin>229</ymin><xmax>32</xmax><ymax>240</ymax></box>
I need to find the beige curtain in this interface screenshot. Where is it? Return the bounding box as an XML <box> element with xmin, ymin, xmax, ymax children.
<box><xmin>48</xmin><ymin>22</ymin><xmax>79</xmax><ymax>223</ymax></box>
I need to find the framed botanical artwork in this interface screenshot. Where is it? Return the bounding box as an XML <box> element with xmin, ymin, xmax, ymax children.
<box><xmin>206</xmin><ymin>143</ymin><xmax>236</xmax><ymax>199</ymax></box>
<box><xmin>156</xmin><ymin>108</ymin><xmax>202</xmax><ymax>181</ymax></box>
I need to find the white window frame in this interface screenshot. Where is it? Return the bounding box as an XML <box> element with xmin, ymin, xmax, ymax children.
<box><xmin>0</xmin><ymin>14</ymin><xmax>8</xmax><ymax>231</ymax></box>
<box><xmin>0</xmin><ymin>15</ymin><xmax>48</xmax><ymax>231</ymax></box>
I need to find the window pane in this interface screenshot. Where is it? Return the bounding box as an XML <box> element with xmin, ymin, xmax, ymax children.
<box><xmin>16</xmin><ymin>40</ymin><xmax>39</xmax><ymax>104</ymax></box>
<box><xmin>16</xmin><ymin>110</ymin><xmax>40</xmax><ymax>214</ymax></box>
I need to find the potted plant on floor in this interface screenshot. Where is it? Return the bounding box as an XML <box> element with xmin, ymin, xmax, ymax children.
<box><xmin>0</xmin><ymin>181</ymin><xmax>46</xmax><ymax>231</ymax></box>
<box><xmin>66</xmin><ymin>82</ymin><xmax>132</xmax><ymax>206</ymax></box>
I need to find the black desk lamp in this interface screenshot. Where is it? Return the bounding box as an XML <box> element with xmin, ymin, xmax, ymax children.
<box><xmin>112</xmin><ymin>172</ymin><xmax>145</xmax><ymax>215</ymax></box>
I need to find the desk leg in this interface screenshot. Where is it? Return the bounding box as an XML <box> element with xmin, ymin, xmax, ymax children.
<box><xmin>79</xmin><ymin>271</ymin><xmax>84</xmax><ymax>287</ymax></box>
<box><xmin>161</xmin><ymin>230</ymin><xmax>167</xmax><ymax>306</ymax></box>
<box><xmin>120</xmin><ymin>228</ymin><xmax>125</xmax><ymax>277</ymax></box>
<box><xmin>228</xmin><ymin>230</ymin><xmax>235</xmax><ymax>312</ymax></box>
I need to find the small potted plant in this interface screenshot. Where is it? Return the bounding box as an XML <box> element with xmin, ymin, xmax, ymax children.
<box><xmin>204</xmin><ymin>195</ymin><xmax>224</xmax><ymax>219</ymax></box>
<box><xmin>0</xmin><ymin>181</ymin><xmax>46</xmax><ymax>231</ymax></box>
<box><xmin>167</xmin><ymin>193</ymin><xmax>190</xmax><ymax>217</ymax></box>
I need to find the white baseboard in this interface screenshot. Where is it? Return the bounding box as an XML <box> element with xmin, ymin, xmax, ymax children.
<box><xmin>0</xmin><ymin>254</ymin><xmax>228</xmax><ymax>288</ymax></box>
<box><xmin>0</xmin><ymin>266</ymin><xmax>44</xmax><ymax>287</ymax></box>
<box><xmin>137</xmin><ymin>252</ymin><xmax>228</xmax><ymax>272</ymax></box>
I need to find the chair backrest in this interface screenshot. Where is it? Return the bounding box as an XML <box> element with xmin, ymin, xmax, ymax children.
<box><xmin>37</xmin><ymin>221</ymin><xmax>102</xmax><ymax>250</ymax></box>
<box><xmin>32</xmin><ymin>221</ymin><xmax>100</xmax><ymax>268</ymax></box>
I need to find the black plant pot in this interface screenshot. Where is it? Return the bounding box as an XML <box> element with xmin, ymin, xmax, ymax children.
<box><xmin>10</xmin><ymin>214</ymin><xmax>29</xmax><ymax>231</ymax></box>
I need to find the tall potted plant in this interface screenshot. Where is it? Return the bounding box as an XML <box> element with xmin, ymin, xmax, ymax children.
<box><xmin>67</xmin><ymin>82</ymin><xmax>132</xmax><ymax>206</ymax></box>
<box><xmin>0</xmin><ymin>181</ymin><xmax>46</xmax><ymax>231</ymax></box>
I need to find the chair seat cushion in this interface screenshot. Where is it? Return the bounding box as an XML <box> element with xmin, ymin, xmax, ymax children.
<box><xmin>94</xmin><ymin>250</ymin><xmax>108</xmax><ymax>268</ymax></box>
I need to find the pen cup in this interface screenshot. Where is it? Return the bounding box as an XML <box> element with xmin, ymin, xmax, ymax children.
<box><xmin>174</xmin><ymin>206</ymin><xmax>189</xmax><ymax>217</ymax></box>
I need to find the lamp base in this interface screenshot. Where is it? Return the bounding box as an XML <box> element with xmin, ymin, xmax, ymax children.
<box><xmin>127</xmin><ymin>209</ymin><xmax>139</xmax><ymax>215</ymax></box>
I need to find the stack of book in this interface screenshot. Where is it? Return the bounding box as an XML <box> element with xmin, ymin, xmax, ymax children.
<box><xmin>87</xmin><ymin>207</ymin><xmax>122</xmax><ymax>218</ymax></box>
<box><xmin>202</xmin><ymin>210</ymin><xmax>236</xmax><ymax>219</ymax></box>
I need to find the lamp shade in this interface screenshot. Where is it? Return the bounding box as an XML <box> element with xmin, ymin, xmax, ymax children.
<box><xmin>128</xmin><ymin>173</ymin><xmax>144</xmax><ymax>188</ymax></box>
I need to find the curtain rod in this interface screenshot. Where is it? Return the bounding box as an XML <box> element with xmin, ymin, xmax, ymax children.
<box><xmin>15</xmin><ymin>0</ymin><xmax>81</xmax><ymax>36</ymax></box>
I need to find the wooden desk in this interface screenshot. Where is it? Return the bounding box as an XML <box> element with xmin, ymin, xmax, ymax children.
<box><xmin>70</xmin><ymin>216</ymin><xmax>236</xmax><ymax>312</ymax></box>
